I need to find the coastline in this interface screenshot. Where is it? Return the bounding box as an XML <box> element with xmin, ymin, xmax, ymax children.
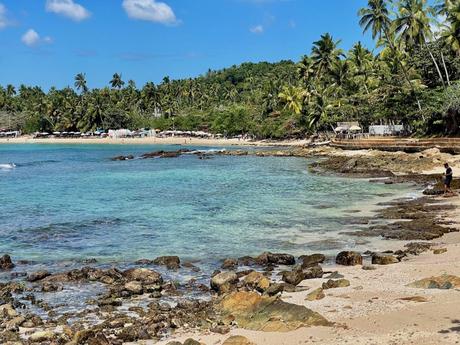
<box><xmin>0</xmin><ymin>136</ymin><xmax>311</xmax><ymax>147</ymax></box>
<box><xmin>1</xmin><ymin>145</ymin><xmax>460</xmax><ymax>345</ymax></box>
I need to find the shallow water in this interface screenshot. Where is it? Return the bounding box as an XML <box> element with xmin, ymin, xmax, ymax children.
<box><xmin>0</xmin><ymin>144</ymin><xmax>414</xmax><ymax>269</ymax></box>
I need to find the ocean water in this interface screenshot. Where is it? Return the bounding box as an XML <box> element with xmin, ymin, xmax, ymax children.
<box><xmin>0</xmin><ymin>144</ymin><xmax>412</xmax><ymax>269</ymax></box>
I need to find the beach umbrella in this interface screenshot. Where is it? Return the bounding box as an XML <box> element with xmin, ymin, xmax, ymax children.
<box><xmin>349</xmin><ymin>125</ymin><xmax>362</xmax><ymax>132</ymax></box>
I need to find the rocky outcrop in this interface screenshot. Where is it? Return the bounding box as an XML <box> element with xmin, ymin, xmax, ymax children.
<box><xmin>153</xmin><ymin>256</ymin><xmax>181</xmax><ymax>269</ymax></box>
<box><xmin>0</xmin><ymin>255</ymin><xmax>14</xmax><ymax>270</ymax></box>
<box><xmin>243</xmin><ymin>271</ymin><xmax>270</xmax><ymax>292</ymax></box>
<box><xmin>27</xmin><ymin>270</ymin><xmax>50</xmax><ymax>282</ymax></box>
<box><xmin>218</xmin><ymin>291</ymin><xmax>330</xmax><ymax>331</ymax></box>
<box><xmin>222</xmin><ymin>258</ymin><xmax>238</xmax><ymax>269</ymax></box>
<box><xmin>281</xmin><ymin>269</ymin><xmax>305</xmax><ymax>286</ymax></box>
<box><xmin>122</xmin><ymin>268</ymin><xmax>163</xmax><ymax>284</ymax></box>
<box><xmin>211</xmin><ymin>272</ymin><xmax>238</xmax><ymax>294</ymax></box>
<box><xmin>336</xmin><ymin>251</ymin><xmax>362</xmax><ymax>266</ymax></box>
<box><xmin>408</xmin><ymin>275</ymin><xmax>460</xmax><ymax>289</ymax></box>
<box><xmin>371</xmin><ymin>254</ymin><xmax>399</xmax><ymax>265</ymax></box>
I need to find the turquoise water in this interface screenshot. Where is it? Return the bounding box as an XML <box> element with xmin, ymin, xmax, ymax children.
<box><xmin>0</xmin><ymin>144</ymin><xmax>410</xmax><ymax>267</ymax></box>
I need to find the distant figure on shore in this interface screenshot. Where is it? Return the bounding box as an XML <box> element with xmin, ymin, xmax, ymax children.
<box><xmin>444</xmin><ymin>163</ymin><xmax>453</xmax><ymax>195</ymax></box>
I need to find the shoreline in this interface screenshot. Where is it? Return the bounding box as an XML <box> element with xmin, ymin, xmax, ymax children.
<box><xmin>0</xmin><ymin>136</ymin><xmax>311</xmax><ymax>147</ymax></box>
<box><xmin>1</xmin><ymin>146</ymin><xmax>460</xmax><ymax>345</ymax></box>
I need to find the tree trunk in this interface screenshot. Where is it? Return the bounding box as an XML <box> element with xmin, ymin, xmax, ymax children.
<box><xmin>441</xmin><ymin>51</ymin><xmax>451</xmax><ymax>86</ymax></box>
<box><xmin>424</xmin><ymin>42</ymin><xmax>445</xmax><ymax>87</ymax></box>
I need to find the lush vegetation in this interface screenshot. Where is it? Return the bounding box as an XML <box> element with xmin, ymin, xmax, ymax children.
<box><xmin>2</xmin><ymin>0</ymin><xmax>460</xmax><ymax>138</ymax></box>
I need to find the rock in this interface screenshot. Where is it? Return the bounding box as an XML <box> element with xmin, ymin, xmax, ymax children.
<box><xmin>218</xmin><ymin>292</ymin><xmax>330</xmax><ymax>331</ymax></box>
<box><xmin>362</xmin><ymin>265</ymin><xmax>377</xmax><ymax>271</ymax></box>
<box><xmin>153</xmin><ymin>256</ymin><xmax>181</xmax><ymax>269</ymax></box>
<box><xmin>211</xmin><ymin>272</ymin><xmax>238</xmax><ymax>294</ymax></box>
<box><xmin>322</xmin><ymin>279</ymin><xmax>350</xmax><ymax>289</ymax></box>
<box><xmin>324</xmin><ymin>271</ymin><xmax>344</xmax><ymax>279</ymax></box>
<box><xmin>372</xmin><ymin>254</ymin><xmax>399</xmax><ymax>265</ymax></box>
<box><xmin>222</xmin><ymin>258</ymin><xmax>238</xmax><ymax>269</ymax></box>
<box><xmin>124</xmin><ymin>281</ymin><xmax>143</xmax><ymax>295</ymax></box>
<box><xmin>300</xmin><ymin>254</ymin><xmax>326</xmax><ymax>268</ymax></box>
<box><xmin>256</xmin><ymin>252</ymin><xmax>295</xmax><ymax>266</ymax></box>
<box><xmin>27</xmin><ymin>270</ymin><xmax>50</xmax><ymax>282</ymax></box>
<box><xmin>408</xmin><ymin>275</ymin><xmax>460</xmax><ymax>289</ymax></box>
<box><xmin>223</xmin><ymin>335</ymin><xmax>256</xmax><ymax>345</ymax></box>
<box><xmin>336</xmin><ymin>251</ymin><xmax>362</xmax><ymax>266</ymax></box>
<box><xmin>4</xmin><ymin>316</ymin><xmax>25</xmax><ymax>330</ymax></box>
<box><xmin>303</xmin><ymin>265</ymin><xmax>324</xmax><ymax>279</ymax></box>
<box><xmin>166</xmin><ymin>342</ymin><xmax>183</xmax><ymax>345</ymax></box>
<box><xmin>41</xmin><ymin>282</ymin><xmax>62</xmax><ymax>292</ymax></box>
<box><xmin>123</xmin><ymin>268</ymin><xmax>163</xmax><ymax>284</ymax></box>
<box><xmin>183</xmin><ymin>339</ymin><xmax>203</xmax><ymax>345</ymax></box>
<box><xmin>0</xmin><ymin>304</ymin><xmax>18</xmax><ymax>318</ymax></box>
<box><xmin>398</xmin><ymin>296</ymin><xmax>429</xmax><ymax>302</ymax></box>
<box><xmin>281</xmin><ymin>269</ymin><xmax>305</xmax><ymax>286</ymax></box>
<box><xmin>87</xmin><ymin>332</ymin><xmax>111</xmax><ymax>345</ymax></box>
<box><xmin>210</xmin><ymin>325</ymin><xmax>231</xmax><ymax>334</ymax></box>
<box><xmin>433</xmin><ymin>248</ymin><xmax>447</xmax><ymax>255</ymax></box>
<box><xmin>0</xmin><ymin>254</ymin><xmax>14</xmax><ymax>270</ymax></box>
<box><xmin>264</xmin><ymin>283</ymin><xmax>284</xmax><ymax>296</ymax></box>
<box><xmin>135</xmin><ymin>258</ymin><xmax>154</xmax><ymax>265</ymax></box>
<box><xmin>404</xmin><ymin>242</ymin><xmax>432</xmax><ymax>255</ymax></box>
<box><xmin>29</xmin><ymin>330</ymin><xmax>55</xmax><ymax>342</ymax></box>
<box><xmin>243</xmin><ymin>271</ymin><xmax>270</xmax><ymax>292</ymax></box>
<box><xmin>305</xmin><ymin>288</ymin><xmax>325</xmax><ymax>301</ymax></box>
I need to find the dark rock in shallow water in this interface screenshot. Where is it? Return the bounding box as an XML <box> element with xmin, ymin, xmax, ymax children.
<box><xmin>300</xmin><ymin>254</ymin><xmax>326</xmax><ymax>268</ymax></box>
<box><xmin>27</xmin><ymin>270</ymin><xmax>50</xmax><ymax>282</ymax></box>
<box><xmin>256</xmin><ymin>252</ymin><xmax>295</xmax><ymax>266</ymax></box>
<box><xmin>210</xmin><ymin>272</ymin><xmax>238</xmax><ymax>294</ymax></box>
<box><xmin>111</xmin><ymin>155</ymin><xmax>134</xmax><ymax>161</ymax></box>
<box><xmin>221</xmin><ymin>258</ymin><xmax>238</xmax><ymax>269</ymax></box>
<box><xmin>336</xmin><ymin>251</ymin><xmax>362</xmax><ymax>266</ymax></box>
<box><xmin>0</xmin><ymin>255</ymin><xmax>14</xmax><ymax>270</ymax></box>
<box><xmin>135</xmin><ymin>258</ymin><xmax>155</xmax><ymax>265</ymax></box>
<box><xmin>153</xmin><ymin>256</ymin><xmax>181</xmax><ymax>269</ymax></box>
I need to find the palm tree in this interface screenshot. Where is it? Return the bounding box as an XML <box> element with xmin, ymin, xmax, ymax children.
<box><xmin>348</xmin><ymin>42</ymin><xmax>374</xmax><ymax>94</ymax></box>
<box><xmin>278</xmin><ymin>85</ymin><xmax>307</xmax><ymax>115</ymax></box>
<box><xmin>74</xmin><ymin>73</ymin><xmax>88</xmax><ymax>93</ymax></box>
<box><xmin>311</xmin><ymin>33</ymin><xmax>344</xmax><ymax>79</ymax></box>
<box><xmin>110</xmin><ymin>73</ymin><xmax>125</xmax><ymax>89</ymax></box>
<box><xmin>297</xmin><ymin>55</ymin><xmax>315</xmax><ymax>86</ymax></box>
<box><xmin>359</xmin><ymin>0</ymin><xmax>423</xmax><ymax>110</ymax></box>
<box><xmin>6</xmin><ymin>85</ymin><xmax>16</xmax><ymax>97</ymax></box>
<box><xmin>393</xmin><ymin>0</ymin><xmax>445</xmax><ymax>86</ymax></box>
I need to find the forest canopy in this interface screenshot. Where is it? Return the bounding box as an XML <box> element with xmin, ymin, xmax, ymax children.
<box><xmin>2</xmin><ymin>0</ymin><xmax>460</xmax><ymax>138</ymax></box>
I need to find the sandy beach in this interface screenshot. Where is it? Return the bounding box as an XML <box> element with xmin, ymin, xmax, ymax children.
<box><xmin>0</xmin><ymin>136</ymin><xmax>311</xmax><ymax>147</ymax></box>
<box><xmin>149</xmin><ymin>200</ymin><xmax>460</xmax><ymax>345</ymax></box>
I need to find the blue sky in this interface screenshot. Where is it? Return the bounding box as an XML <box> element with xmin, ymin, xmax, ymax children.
<box><xmin>0</xmin><ymin>0</ymin><xmax>373</xmax><ymax>90</ymax></box>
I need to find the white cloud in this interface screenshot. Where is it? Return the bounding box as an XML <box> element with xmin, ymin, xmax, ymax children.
<box><xmin>21</xmin><ymin>29</ymin><xmax>53</xmax><ymax>47</ymax></box>
<box><xmin>250</xmin><ymin>25</ymin><xmax>264</xmax><ymax>34</ymax></box>
<box><xmin>122</xmin><ymin>0</ymin><xmax>179</xmax><ymax>25</ymax></box>
<box><xmin>46</xmin><ymin>0</ymin><xmax>90</xmax><ymax>22</ymax></box>
<box><xmin>0</xmin><ymin>3</ymin><xmax>10</xmax><ymax>29</ymax></box>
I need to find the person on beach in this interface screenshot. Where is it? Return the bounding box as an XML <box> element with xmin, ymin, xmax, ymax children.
<box><xmin>444</xmin><ymin>163</ymin><xmax>453</xmax><ymax>195</ymax></box>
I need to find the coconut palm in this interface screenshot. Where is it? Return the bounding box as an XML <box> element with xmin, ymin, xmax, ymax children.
<box><xmin>359</xmin><ymin>0</ymin><xmax>423</xmax><ymax>110</ymax></box>
<box><xmin>278</xmin><ymin>85</ymin><xmax>308</xmax><ymax>115</ymax></box>
<box><xmin>110</xmin><ymin>73</ymin><xmax>125</xmax><ymax>89</ymax></box>
<box><xmin>393</xmin><ymin>0</ymin><xmax>445</xmax><ymax>86</ymax></box>
<box><xmin>311</xmin><ymin>33</ymin><xmax>344</xmax><ymax>79</ymax></box>
<box><xmin>348</xmin><ymin>42</ymin><xmax>374</xmax><ymax>94</ymax></box>
<box><xmin>74</xmin><ymin>73</ymin><xmax>88</xmax><ymax>93</ymax></box>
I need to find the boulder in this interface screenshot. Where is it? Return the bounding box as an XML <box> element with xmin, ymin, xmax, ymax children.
<box><xmin>335</xmin><ymin>251</ymin><xmax>362</xmax><ymax>266</ymax></box>
<box><xmin>243</xmin><ymin>271</ymin><xmax>270</xmax><ymax>292</ymax></box>
<box><xmin>322</xmin><ymin>279</ymin><xmax>350</xmax><ymax>289</ymax></box>
<box><xmin>222</xmin><ymin>258</ymin><xmax>238</xmax><ymax>269</ymax></box>
<box><xmin>183</xmin><ymin>339</ymin><xmax>204</xmax><ymax>345</ymax></box>
<box><xmin>256</xmin><ymin>252</ymin><xmax>295</xmax><ymax>266</ymax></box>
<box><xmin>87</xmin><ymin>332</ymin><xmax>111</xmax><ymax>345</ymax></box>
<box><xmin>372</xmin><ymin>254</ymin><xmax>399</xmax><ymax>265</ymax></box>
<box><xmin>305</xmin><ymin>288</ymin><xmax>325</xmax><ymax>301</ymax></box>
<box><xmin>124</xmin><ymin>281</ymin><xmax>143</xmax><ymax>295</ymax></box>
<box><xmin>303</xmin><ymin>265</ymin><xmax>323</xmax><ymax>279</ymax></box>
<box><xmin>223</xmin><ymin>336</ymin><xmax>256</xmax><ymax>345</ymax></box>
<box><xmin>211</xmin><ymin>272</ymin><xmax>238</xmax><ymax>294</ymax></box>
<box><xmin>123</xmin><ymin>268</ymin><xmax>163</xmax><ymax>284</ymax></box>
<box><xmin>218</xmin><ymin>291</ymin><xmax>330</xmax><ymax>331</ymax></box>
<box><xmin>27</xmin><ymin>270</ymin><xmax>50</xmax><ymax>282</ymax></box>
<box><xmin>0</xmin><ymin>255</ymin><xmax>14</xmax><ymax>270</ymax></box>
<box><xmin>29</xmin><ymin>330</ymin><xmax>55</xmax><ymax>343</ymax></box>
<box><xmin>408</xmin><ymin>275</ymin><xmax>460</xmax><ymax>289</ymax></box>
<box><xmin>281</xmin><ymin>269</ymin><xmax>305</xmax><ymax>286</ymax></box>
<box><xmin>300</xmin><ymin>254</ymin><xmax>326</xmax><ymax>268</ymax></box>
<box><xmin>362</xmin><ymin>265</ymin><xmax>377</xmax><ymax>271</ymax></box>
<box><xmin>264</xmin><ymin>283</ymin><xmax>284</xmax><ymax>296</ymax></box>
<box><xmin>153</xmin><ymin>256</ymin><xmax>181</xmax><ymax>269</ymax></box>
<box><xmin>433</xmin><ymin>248</ymin><xmax>447</xmax><ymax>255</ymax></box>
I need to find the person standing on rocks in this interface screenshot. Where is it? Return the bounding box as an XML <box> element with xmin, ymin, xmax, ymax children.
<box><xmin>444</xmin><ymin>163</ymin><xmax>453</xmax><ymax>195</ymax></box>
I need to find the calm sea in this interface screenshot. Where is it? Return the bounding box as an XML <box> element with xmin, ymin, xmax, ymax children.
<box><xmin>0</xmin><ymin>144</ymin><xmax>412</xmax><ymax>269</ymax></box>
